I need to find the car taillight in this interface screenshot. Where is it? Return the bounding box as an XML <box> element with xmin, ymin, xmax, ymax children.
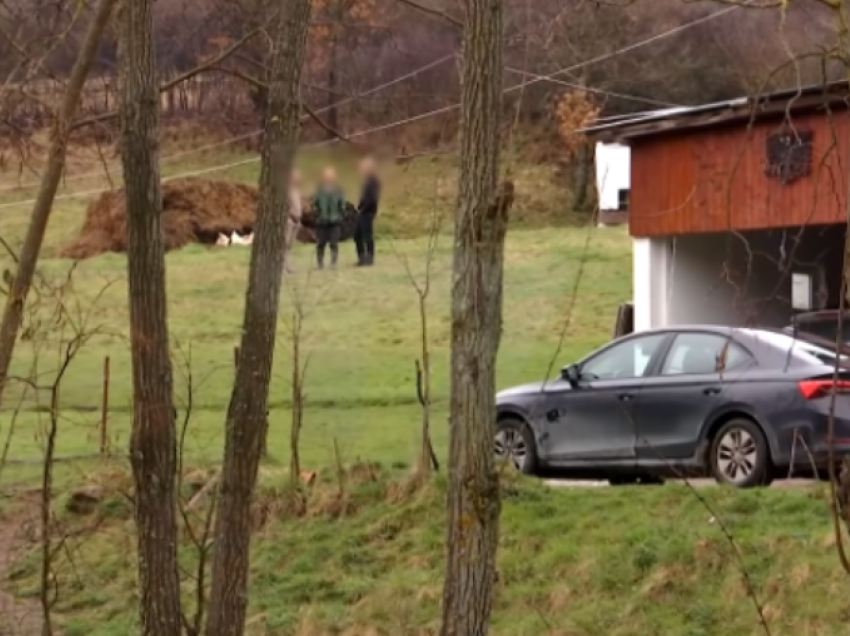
<box><xmin>798</xmin><ymin>379</ymin><xmax>850</xmax><ymax>400</ymax></box>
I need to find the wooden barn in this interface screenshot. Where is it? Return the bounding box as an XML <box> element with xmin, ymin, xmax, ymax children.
<box><xmin>583</xmin><ymin>81</ymin><xmax>850</xmax><ymax>332</ymax></box>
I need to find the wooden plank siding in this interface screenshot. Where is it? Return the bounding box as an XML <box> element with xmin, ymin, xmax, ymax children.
<box><xmin>629</xmin><ymin>109</ymin><xmax>850</xmax><ymax>237</ymax></box>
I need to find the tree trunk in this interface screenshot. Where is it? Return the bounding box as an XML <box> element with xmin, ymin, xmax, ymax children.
<box><xmin>326</xmin><ymin>31</ymin><xmax>339</xmax><ymax>138</ymax></box>
<box><xmin>417</xmin><ymin>296</ymin><xmax>434</xmax><ymax>476</ymax></box>
<box><xmin>118</xmin><ymin>1</ymin><xmax>183</xmax><ymax>635</ymax></box>
<box><xmin>117</xmin><ymin>1</ymin><xmax>183</xmax><ymax>635</ymax></box>
<box><xmin>439</xmin><ymin>1</ymin><xmax>510</xmax><ymax>635</ymax></box>
<box><xmin>204</xmin><ymin>0</ymin><xmax>311</xmax><ymax>634</ymax></box>
<box><xmin>119</xmin><ymin>0</ymin><xmax>181</xmax><ymax>636</ymax></box>
<box><xmin>0</xmin><ymin>0</ymin><xmax>116</xmax><ymax>412</ymax></box>
<box><xmin>571</xmin><ymin>143</ymin><xmax>596</xmax><ymax>217</ymax></box>
<box><xmin>289</xmin><ymin>315</ymin><xmax>303</xmax><ymax>486</ymax></box>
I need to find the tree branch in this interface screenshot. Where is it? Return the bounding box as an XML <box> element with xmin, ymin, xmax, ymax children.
<box><xmin>69</xmin><ymin>28</ymin><xmax>261</xmax><ymax>131</ymax></box>
<box><xmin>392</xmin><ymin>0</ymin><xmax>462</xmax><ymax>27</ymax></box>
<box><xmin>301</xmin><ymin>102</ymin><xmax>353</xmax><ymax>143</ymax></box>
<box><xmin>204</xmin><ymin>66</ymin><xmax>352</xmax><ymax>143</ymax></box>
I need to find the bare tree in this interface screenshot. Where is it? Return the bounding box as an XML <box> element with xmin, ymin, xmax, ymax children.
<box><xmin>439</xmin><ymin>0</ymin><xmax>513</xmax><ymax>634</ymax></box>
<box><xmin>286</xmin><ymin>276</ymin><xmax>312</xmax><ymax>487</ymax></box>
<box><xmin>390</xmin><ymin>193</ymin><xmax>443</xmax><ymax>478</ymax></box>
<box><xmin>204</xmin><ymin>0</ymin><xmax>312</xmax><ymax>635</ymax></box>
<box><xmin>411</xmin><ymin>225</ymin><xmax>440</xmax><ymax>478</ymax></box>
<box><xmin>0</xmin><ymin>0</ymin><xmax>117</xmax><ymax>414</ymax></box>
<box><xmin>117</xmin><ymin>0</ymin><xmax>182</xmax><ymax>634</ymax></box>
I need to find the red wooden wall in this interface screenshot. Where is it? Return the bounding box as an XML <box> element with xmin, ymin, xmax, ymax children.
<box><xmin>629</xmin><ymin>110</ymin><xmax>850</xmax><ymax>237</ymax></box>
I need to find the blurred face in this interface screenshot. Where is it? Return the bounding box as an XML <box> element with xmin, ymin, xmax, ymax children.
<box><xmin>359</xmin><ymin>157</ymin><xmax>376</xmax><ymax>176</ymax></box>
<box><xmin>290</xmin><ymin>168</ymin><xmax>301</xmax><ymax>187</ymax></box>
<box><xmin>322</xmin><ymin>167</ymin><xmax>337</xmax><ymax>185</ymax></box>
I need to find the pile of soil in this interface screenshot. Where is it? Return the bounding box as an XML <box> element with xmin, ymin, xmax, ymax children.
<box><xmin>60</xmin><ymin>177</ymin><xmax>359</xmax><ymax>260</ymax></box>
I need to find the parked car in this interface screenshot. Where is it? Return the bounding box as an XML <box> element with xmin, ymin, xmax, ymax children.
<box><xmin>495</xmin><ymin>326</ymin><xmax>850</xmax><ymax>488</ymax></box>
<box><xmin>783</xmin><ymin>310</ymin><xmax>850</xmax><ymax>346</ymax></box>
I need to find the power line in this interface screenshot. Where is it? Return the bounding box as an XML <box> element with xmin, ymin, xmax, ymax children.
<box><xmin>501</xmin><ymin>4</ymin><xmax>741</xmax><ymax>97</ymax></box>
<box><xmin>307</xmin><ymin>2</ymin><xmax>741</xmax><ymax>142</ymax></box>
<box><xmin>0</xmin><ymin>122</ymin><xmax>419</xmax><ymax>210</ymax></box>
<box><xmin>502</xmin><ymin>66</ymin><xmax>683</xmax><ymax>108</ymax></box>
<box><xmin>0</xmin><ymin>5</ymin><xmax>741</xmax><ymax>210</ymax></box>
<box><xmin>0</xmin><ymin>54</ymin><xmax>457</xmax><ymax>192</ymax></box>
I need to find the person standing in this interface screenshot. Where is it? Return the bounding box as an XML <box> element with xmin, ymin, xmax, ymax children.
<box><xmin>312</xmin><ymin>167</ymin><xmax>345</xmax><ymax>270</ymax></box>
<box><xmin>354</xmin><ymin>156</ymin><xmax>381</xmax><ymax>267</ymax></box>
<box><xmin>283</xmin><ymin>168</ymin><xmax>303</xmax><ymax>273</ymax></box>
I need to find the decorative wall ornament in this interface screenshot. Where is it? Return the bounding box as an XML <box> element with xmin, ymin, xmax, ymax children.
<box><xmin>764</xmin><ymin>129</ymin><xmax>813</xmax><ymax>185</ymax></box>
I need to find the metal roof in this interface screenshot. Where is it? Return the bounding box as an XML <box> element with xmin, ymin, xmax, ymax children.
<box><xmin>581</xmin><ymin>80</ymin><xmax>850</xmax><ymax>143</ymax></box>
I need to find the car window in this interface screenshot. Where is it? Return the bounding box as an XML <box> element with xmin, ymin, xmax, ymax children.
<box><xmin>661</xmin><ymin>333</ymin><xmax>750</xmax><ymax>376</ymax></box>
<box><xmin>741</xmin><ymin>329</ymin><xmax>849</xmax><ymax>366</ymax></box>
<box><xmin>789</xmin><ymin>339</ymin><xmax>846</xmax><ymax>366</ymax></box>
<box><xmin>581</xmin><ymin>334</ymin><xmax>667</xmax><ymax>380</ymax></box>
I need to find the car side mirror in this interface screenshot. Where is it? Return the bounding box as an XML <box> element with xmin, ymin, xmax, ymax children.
<box><xmin>561</xmin><ymin>364</ymin><xmax>580</xmax><ymax>386</ymax></box>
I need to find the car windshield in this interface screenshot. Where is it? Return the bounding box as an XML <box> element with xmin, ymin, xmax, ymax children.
<box><xmin>741</xmin><ymin>328</ymin><xmax>848</xmax><ymax>367</ymax></box>
<box><xmin>791</xmin><ymin>315</ymin><xmax>850</xmax><ymax>344</ymax></box>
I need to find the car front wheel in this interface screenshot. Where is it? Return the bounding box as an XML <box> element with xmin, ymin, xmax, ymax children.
<box><xmin>494</xmin><ymin>417</ymin><xmax>538</xmax><ymax>475</ymax></box>
<box><xmin>709</xmin><ymin>419</ymin><xmax>772</xmax><ymax>488</ymax></box>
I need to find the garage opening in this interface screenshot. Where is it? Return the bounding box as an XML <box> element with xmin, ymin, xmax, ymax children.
<box><xmin>643</xmin><ymin>224</ymin><xmax>846</xmax><ymax>329</ymax></box>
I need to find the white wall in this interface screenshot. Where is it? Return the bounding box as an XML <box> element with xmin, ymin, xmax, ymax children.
<box><xmin>632</xmin><ymin>237</ymin><xmax>669</xmax><ymax>331</ymax></box>
<box><xmin>633</xmin><ymin>227</ymin><xmax>846</xmax><ymax>330</ymax></box>
<box><xmin>595</xmin><ymin>142</ymin><xmax>630</xmax><ymax>211</ymax></box>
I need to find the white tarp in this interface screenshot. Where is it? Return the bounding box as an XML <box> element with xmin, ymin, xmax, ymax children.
<box><xmin>595</xmin><ymin>142</ymin><xmax>630</xmax><ymax>211</ymax></box>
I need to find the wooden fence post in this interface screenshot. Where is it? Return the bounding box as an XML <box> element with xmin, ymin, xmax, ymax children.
<box><xmin>100</xmin><ymin>356</ymin><xmax>110</xmax><ymax>458</ymax></box>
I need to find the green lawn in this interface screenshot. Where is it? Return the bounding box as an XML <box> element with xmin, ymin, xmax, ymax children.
<box><xmin>1</xmin><ymin>226</ymin><xmax>630</xmax><ymax>476</ymax></box>
<box><xmin>2</xmin><ymin>147</ymin><xmax>848</xmax><ymax>636</ymax></box>
<box><xmin>5</xmin><ymin>472</ymin><xmax>848</xmax><ymax>636</ymax></box>
<box><xmin>0</xmin><ymin>149</ymin><xmax>629</xmax><ymax>482</ymax></box>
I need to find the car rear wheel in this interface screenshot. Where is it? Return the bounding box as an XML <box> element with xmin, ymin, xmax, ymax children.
<box><xmin>494</xmin><ymin>417</ymin><xmax>538</xmax><ymax>475</ymax></box>
<box><xmin>709</xmin><ymin>419</ymin><xmax>771</xmax><ymax>488</ymax></box>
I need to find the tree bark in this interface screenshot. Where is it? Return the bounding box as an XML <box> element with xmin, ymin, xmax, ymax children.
<box><xmin>572</xmin><ymin>143</ymin><xmax>596</xmax><ymax>217</ymax></box>
<box><xmin>117</xmin><ymin>1</ymin><xmax>182</xmax><ymax>635</ymax></box>
<box><xmin>0</xmin><ymin>0</ymin><xmax>117</xmax><ymax>412</ymax></box>
<box><xmin>289</xmin><ymin>313</ymin><xmax>303</xmax><ymax>486</ymax></box>
<box><xmin>439</xmin><ymin>1</ymin><xmax>510</xmax><ymax>635</ymax></box>
<box><xmin>417</xmin><ymin>297</ymin><xmax>435</xmax><ymax>476</ymax></box>
<box><xmin>204</xmin><ymin>0</ymin><xmax>311</xmax><ymax>634</ymax></box>
<box><xmin>326</xmin><ymin>31</ymin><xmax>340</xmax><ymax>137</ymax></box>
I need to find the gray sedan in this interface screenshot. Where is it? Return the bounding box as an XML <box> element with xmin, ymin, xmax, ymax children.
<box><xmin>495</xmin><ymin>326</ymin><xmax>850</xmax><ymax>488</ymax></box>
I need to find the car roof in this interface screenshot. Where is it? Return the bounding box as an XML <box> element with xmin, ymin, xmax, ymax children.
<box><xmin>620</xmin><ymin>325</ymin><xmax>845</xmax><ymax>368</ymax></box>
<box><xmin>627</xmin><ymin>325</ymin><xmax>745</xmax><ymax>338</ymax></box>
<box><xmin>628</xmin><ymin>324</ymin><xmax>836</xmax><ymax>343</ymax></box>
<box><xmin>624</xmin><ymin>325</ymin><xmax>827</xmax><ymax>350</ymax></box>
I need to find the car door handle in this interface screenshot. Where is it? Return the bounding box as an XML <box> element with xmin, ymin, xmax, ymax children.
<box><xmin>703</xmin><ymin>386</ymin><xmax>721</xmax><ymax>396</ymax></box>
<box><xmin>618</xmin><ymin>393</ymin><xmax>634</xmax><ymax>402</ymax></box>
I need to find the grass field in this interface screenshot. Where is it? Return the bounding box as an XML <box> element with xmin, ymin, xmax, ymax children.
<box><xmin>5</xmin><ymin>471</ymin><xmax>848</xmax><ymax>636</ymax></box>
<box><xmin>0</xmin><ymin>142</ymin><xmax>628</xmax><ymax>482</ymax></box>
<box><xmin>4</xmin><ymin>142</ymin><xmax>844</xmax><ymax>636</ymax></box>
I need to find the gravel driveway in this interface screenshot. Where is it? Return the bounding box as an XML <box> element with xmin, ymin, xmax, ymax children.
<box><xmin>545</xmin><ymin>478</ymin><xmax>820</xmax><ymax>489</ymax></box>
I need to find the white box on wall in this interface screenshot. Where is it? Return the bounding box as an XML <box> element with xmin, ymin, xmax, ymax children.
<box><xmin>791</xmin><ymin>272</ymin><xmax>812</xmax><ymax>311</ymax></box>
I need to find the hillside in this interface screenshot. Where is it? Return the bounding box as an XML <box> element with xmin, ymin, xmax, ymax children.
<box><xmin>2</xmin><ymin>472</ymin><xmax>844</xmax><ymax>636</ymax></box>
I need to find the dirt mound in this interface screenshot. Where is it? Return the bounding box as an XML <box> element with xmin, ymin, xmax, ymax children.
<box><xmin>60</xmin><ymin>178</ymin><xmax>258</xmax><ymax>259</ymax></box>
<box><xmin>60</xmin><ymin>177</ymin><xmax>359</xmax><ymax>260</ymax></box>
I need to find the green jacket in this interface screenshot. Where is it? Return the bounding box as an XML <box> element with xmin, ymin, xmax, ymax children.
<box><xmin>313</xmin><ymin>186</ymin><xmax>346</xmax><ymax>226</ymax></box>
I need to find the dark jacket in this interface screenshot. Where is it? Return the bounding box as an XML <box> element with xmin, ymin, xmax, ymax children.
<box><xmin>357</xmin><ymin>175</ymin><xmax>381</xmax><ymax>217</ymax></box>
<box><xmin>313</xmin><ymin>185</ymin><xmax>345</xmax><ymax>226</ymax></box>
